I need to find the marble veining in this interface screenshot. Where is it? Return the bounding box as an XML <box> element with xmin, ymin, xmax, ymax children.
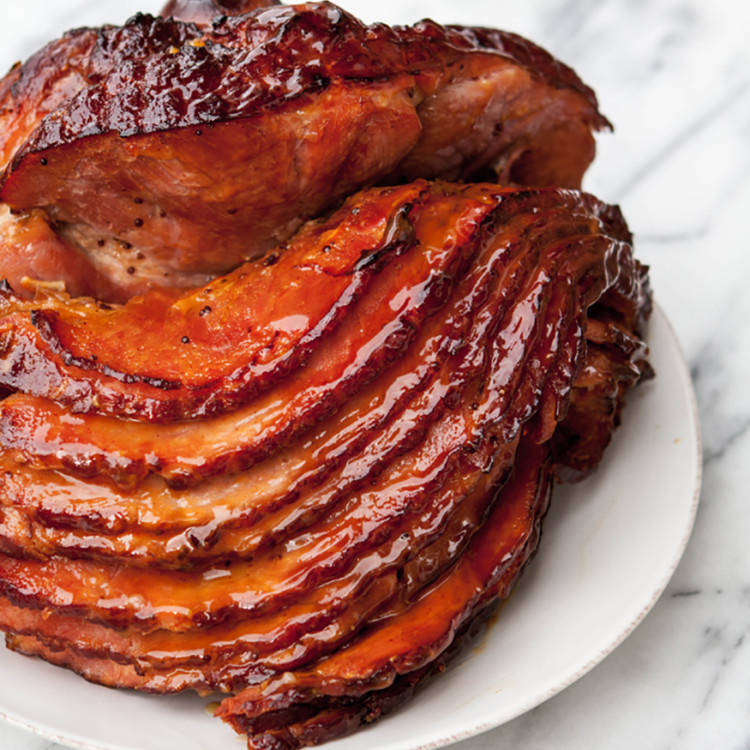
<box><xmin>0</xmin><ymin>0</ymin><xmax>748</xmax><ymax>749</ymax></box>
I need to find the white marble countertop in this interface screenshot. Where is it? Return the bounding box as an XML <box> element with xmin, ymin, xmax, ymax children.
<box><xmin>0</xmin><ymin>1</ymin><xmax>747</xmax><ymax>749</ymax></box>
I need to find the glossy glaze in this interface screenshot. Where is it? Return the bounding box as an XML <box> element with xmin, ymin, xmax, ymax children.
<box><xmin>217</xmin><ymin>439</ymin><xmax>552</xmax><ymax>746</ymax></box>
<box><xmin>0</xmin><ymin>183</ymin><xmax>422</xmax><ymax>421</ymax></box>
<box><xmin>0</xmin><ymin>185</ymin><xmax>645</xmax><ymax>495</ymax></box>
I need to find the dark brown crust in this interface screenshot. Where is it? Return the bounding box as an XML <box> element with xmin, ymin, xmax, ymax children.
<box><xmin>450</xmin><ymin>25</ymin><xmax>606</xmax><ymax>126</ymax></box>
<box><xmin>3</xmin><ymin>6</ymin><xmax>606</xmax><ymax>165</ymax></box>
<box><xmin>0</xmin><ymin>29</ymin><xmax>98</xmax><ymax>170</ymax></box>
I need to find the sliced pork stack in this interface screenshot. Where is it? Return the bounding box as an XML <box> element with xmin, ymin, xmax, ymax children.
<box><xmin>0</xmin><ymin>180</ymin><xmax>651</xmax><ymax>747</ymax></box>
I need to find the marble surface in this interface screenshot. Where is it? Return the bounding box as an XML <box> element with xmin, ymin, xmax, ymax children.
<box><xmin>0</xmin><ymin>0</ymin><xmax>747</xmax><ymax>749</ymax></box>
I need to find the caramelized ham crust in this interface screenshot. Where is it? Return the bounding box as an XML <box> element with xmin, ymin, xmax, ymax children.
<box><xmin>0</xmin><ymin>182</ymin><xmax>424</xmax><ymax>423</ymax></box>
<box><xmin>215</xmin><ymin>440</ymin><xmax>551</xmax><ymax>747</ymax></box>
<box><xmin>0</xmin><ymin>2</ymin><xmax>607</xmax><ymax>299</ymax></box>
<box><xmin>0</xmin><ymin>184</ymin><xmax>640</xmax><ymax>431</ymax></box>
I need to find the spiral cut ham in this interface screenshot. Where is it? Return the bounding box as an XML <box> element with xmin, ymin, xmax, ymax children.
<box><xmin>0</xmin><ymin>177</ymin><xmax>651</xmax><ymax>747</ymax></box>
<box><xmin>0</xmin><ymin>0</ymin><xmax>607</xmax><ymax>301</ymax></box>
<box><xmin>0</xmin><ymin>2</ymin><xmax>652</xmax><ymax>748</ymax></box>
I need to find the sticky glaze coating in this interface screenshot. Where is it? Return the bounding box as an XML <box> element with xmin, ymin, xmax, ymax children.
<box><xmin>0</xmin><ymin>183</ymin><xmax>422</xmax><ymax>423</ymax></box>
<box><xmin>0</xmin><ymin>2</ymin><xmax>607</xmax><ymax>299</ymax></box>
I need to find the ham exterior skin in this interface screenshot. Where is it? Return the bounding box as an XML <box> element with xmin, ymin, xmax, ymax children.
<box><xmin>0</xmin><ymin>2</ymin><xmax>607</xmax><ymax>300</ymax></box>
<box><xmin>0</xmin><ymin>179</ymin><xmax>652</xmax><ymax>749</ymax></box>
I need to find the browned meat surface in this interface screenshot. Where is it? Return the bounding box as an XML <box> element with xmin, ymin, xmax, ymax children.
<box><xmin>0</xmin><ymin>186</ymin><xmax>647</xmax><ymax>490</ymax></box>
<box><xmin>215</xmin><ymin>441</ymin><xmax>551</xmax><ymax>747</ymax></box>
<box><xmin>0</xmin><ymin>2</ymin><xmax>607</xmax><ymax>300</ymax></box>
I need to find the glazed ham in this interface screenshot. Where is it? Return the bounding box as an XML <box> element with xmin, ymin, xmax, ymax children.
<box><xmin>0</xmin><ymin>4</ymin><xmax>651</xmax><ymax>750</ymax></box>
<box><xmin>0</xmin><ymin>1</ymin><xmax>606</xmax><ymax>300</ymax></box>
<box><xmin>0</xmin><ymin>179</ymin><xmax>651</xmax><ymax>748</ymax></box>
